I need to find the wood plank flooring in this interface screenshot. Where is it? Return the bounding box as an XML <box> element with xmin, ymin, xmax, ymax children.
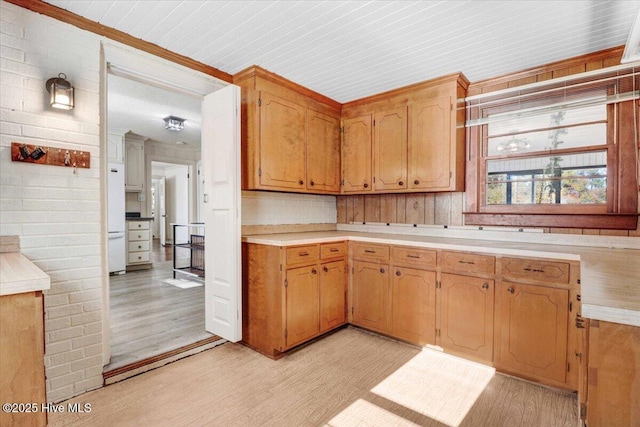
<box><xmin>107</xmin><ymin>241</ymin><xmax>213</xmax><ymax>370</ymax></box>
<box><xmin>53</xmin><ymin>328</ymin><xmax>578</xmax><ymax>427</ymax></box>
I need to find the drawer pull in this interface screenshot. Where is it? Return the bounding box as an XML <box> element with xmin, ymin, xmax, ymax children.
<box><xmin>299</xmin><ymin>252</ymin><xmax>309</xmax><ymax>256</ymax></box>
<box><xmin>379</xmin><ymin>268</ymin><xmax>385</xmax><ymax>274</ymax></box>
<box><xmin>524</xmin><ymin>267</ymin><xmax>545</xmax><ymax>273</ymax></box>
<box><xmin>311</xmin><ymin>268</ymin><xmax>317</xmax><ymax>275</ymax></box>
<box><xmin>323</xmin><ymin>266</ymin><xmax>328</xmax><ymax>273</ymax></box>
<box><xmin>482</xmin><ymin>283</ymin><xmax>489</xmax><ymax>290</ymax></box>
<box><xmin>330</xmin><ymin>248</ymin><xmax>339</xmax><ymax>253</ymax></box>
<box><xmin>138</xmin><ymin>245</ymin><xmax>142</xmax><ymax>249</ymax></box>
<box><xmin>396</xmin><ymin>270</ymin><xmax>401</xmax><ymax>276</ymax></box>
<box><xmin>406</xmin><ymin>254</ymin><xmax>420</xmax><ymax>259</ymax></box>
<box><xmin>364</xmin><ymin>250</ymin><xmax>376</xmax><ymax>254</ymax></box>
<box><xmin>458</xmin><ymin>260</ymin><xmax>475</xmax><ymax>265</ymax></box>
<box><xmin>137</xmin><ymin>224</ymin><xmax>142</xmax><ymax>228</ymax></box>
<box><xmin>507</xmin><ymin>287</ymin><xmax>515</xmax><ymax>294</ymax></box>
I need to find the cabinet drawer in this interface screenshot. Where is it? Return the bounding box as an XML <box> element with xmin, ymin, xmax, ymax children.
<box><xmin>128</xmin><ymin>221</ymin><xmax>150</xmax><ymax>230</ymax></box>
<box><xmin>352</xmin><ymin>243</ymin><xmax>390</xmax><ymax>261</ymax></box>
<box><xmin>128</xmin><ymin>230</ymin><xmax>150</xmax><ymax>242</ymax></box>
<box><xmin>501</xmin><ymin>257</ymin><xmax>570</xmax><ymax>284</ymax></box>
<box><xmin>128</xmin><ymin>251</ymin><xmax>150</xmax><ymax>264</ymax></box>
<box><xmin>128</xmin><ymin>240</ymin><xmax>150</xmax><ymax>252</ymax></box>
<box><xmin>392</xmin><ymin>246</ymin><xmax>437</xmax><ymax>268</ymax></box>
<box><xmin>321</xmin><ymin>242</ymin><xmax>347</xmax><ymax>259</ymax></box>
<box><xmin>441</xmin><ymin>251</ymin><xmax>495</xmax><ymax>275</ymax></box>
<box><xmin>286</xmin><ymin>245</ymin><xmax>319</xmax><ymax>265</ymax></box>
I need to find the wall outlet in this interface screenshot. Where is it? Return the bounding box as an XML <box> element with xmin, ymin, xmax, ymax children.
<box><xmin>137</xmin><ymin>193</ymin><xmax>145</xmax><ymax>202</ymax></box>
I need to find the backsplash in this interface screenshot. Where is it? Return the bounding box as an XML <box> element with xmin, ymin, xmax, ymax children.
<box><xmin>242</xmin><ymin>191</ymin><xmax>336</xmax><ymax>225</ymax></box>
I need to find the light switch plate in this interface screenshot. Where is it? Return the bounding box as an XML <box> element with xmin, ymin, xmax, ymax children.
<box><xmin>137</xmin><ymin>193</ymin><xmax>145</xmax><ymax>202</ymax></box>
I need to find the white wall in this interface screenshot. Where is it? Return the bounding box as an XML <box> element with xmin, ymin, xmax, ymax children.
<box><xmin>0</xmin><ymin>2</ymin><xmax>103</xmax><ymax>402</ymax></box>
<box><xmin>242</xmin><ymin>191</ymin><xmax>337</xmax><ymax>225</ymax></box>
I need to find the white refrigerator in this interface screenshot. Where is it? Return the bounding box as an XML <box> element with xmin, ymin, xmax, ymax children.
<box><xmin>108</xmin><ymin>163</ymin><xmax>126</xmax><ymax>273</ymax></box>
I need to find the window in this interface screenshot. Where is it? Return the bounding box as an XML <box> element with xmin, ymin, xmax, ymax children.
<box><xmin>465</xmin><ymin>65</ymin><xmax>639</xmax><ymax>229</ymax></box>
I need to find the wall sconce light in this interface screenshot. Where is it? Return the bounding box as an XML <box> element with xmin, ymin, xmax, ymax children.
<box><xmin>164</xmin><ymin>116</ymin><xmax>185</xmax><ymax>131</ymax></box>
<box><xmin>45</xmin><ymin>73</ymin><xmax>74</xmax><ymax>110</ymax></box>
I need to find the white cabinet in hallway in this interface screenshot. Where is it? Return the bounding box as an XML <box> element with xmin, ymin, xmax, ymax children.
<box><xmin>126</xmin><ymin>219</ymin><xmax>152</xmax><ymax>270</ymax></box>
<box><xmin>125</xmin><ymin>135</ymin><xmax>145</xmax><ymax>192</ymax></box>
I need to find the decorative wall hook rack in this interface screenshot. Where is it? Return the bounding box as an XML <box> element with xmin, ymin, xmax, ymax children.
<box><xmin>11</xmin><ymin>142</ymin><xmax>90</xmax><ymax>169</ymax></box>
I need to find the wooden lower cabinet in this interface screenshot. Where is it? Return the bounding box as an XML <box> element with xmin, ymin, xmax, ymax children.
<box><xmin>242</xmin><ymin>242</ymin><xmax>346</xmax><ymax>358</ymax></box>
<box><xmin>391</xmin><ymin>266</ymin><xmax>436</xmax><ymax>346</ymax></box>
<box><xmin>285</xmin><ymin>265</ymin><xmax>320</xmax><ymax>348</ymax></box>
<box><xmin>440</xmin><ymin>273</ymin><xmax>494</xmax><ymax>362</ymax></box>
<box><xmin>0</xmin><ymin>291</ymin><xmax>47</xmax><ymax>427</ymax></box>
<box><xmin>495</xmin><ymin>281</ymin><xmax>569</xmax><ymax>385</ymax></box>
<box><xmin>352</xmin><ymin>260</ymin><xmax>390</xmax><ymax>333</ymax></box>
<box><xmin>586</xmin><ymin>320</ymin><xmax>640</xmax><ymax>426</ymax></box>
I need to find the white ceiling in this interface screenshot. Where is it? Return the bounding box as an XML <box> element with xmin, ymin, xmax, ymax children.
<box><xmin>47</xmin><ymin>0</ymin><xmax>640</xmax><ymax>103</ymax></box>
<box><xmin>107</xmin><ymin>73</ymin><xmax>201</xmax><ymax>146</ymax></box>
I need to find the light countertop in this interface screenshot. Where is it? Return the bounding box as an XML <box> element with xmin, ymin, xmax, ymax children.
<box><xmin>0</xmin><ymin>252</ymin><xmax>51</xmax><ymax>296</ymax></box>
<box><xmin>243</xmin><ymin>230</ymin><xmax>640</xmax><ymax>327</ymax></box>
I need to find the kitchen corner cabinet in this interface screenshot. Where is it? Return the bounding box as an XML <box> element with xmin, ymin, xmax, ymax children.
<box><xmin>233</xmin><ymin>66</ymin><xmax>341</xmax><ymax>194</ymax></box>
<box><xmin>341</xmin><ymin>73</ymin><xmax>469</xmax><ymax>194</ymax></box>
<box><xmin>124</xmin><ymin>135</ymin><xmax>145</xmax><ymax>192</ymax></box>
<box><xmin>242</xmin><ymin>241</ymin><xmax>347</xmax><ymax>358</ymax></box>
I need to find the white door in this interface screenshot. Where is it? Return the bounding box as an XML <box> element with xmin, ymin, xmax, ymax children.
<box><xmin>202</xmin><ymin>85</ymin><xmax>242</xmax><ymax>342</ymax></box>
<box><xmin>159</xmin><ymin>176</ymin><xmax>167</xmax><ymax>246</ymax></box>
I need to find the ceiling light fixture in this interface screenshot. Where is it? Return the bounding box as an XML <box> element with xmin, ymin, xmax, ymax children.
<box><xmin>45</xmin><ymin>73</ymin><xmax>74</xmax><ymax>110</ymax></box>
<box><xmin>164</xmin><ymin>116</ymin><xmax>185</xmax><ymax>131</ymax></box>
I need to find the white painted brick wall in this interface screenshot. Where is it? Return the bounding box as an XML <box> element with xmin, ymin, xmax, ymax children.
<box><xmin>1</xmin><ymin>2</ymin><xmax>104</xmax><ymax>403</ymax></box>
<box><xmin>242</xmin><ymin>191</ymin><xmax>337</xmax><ymax>225</ymax></box>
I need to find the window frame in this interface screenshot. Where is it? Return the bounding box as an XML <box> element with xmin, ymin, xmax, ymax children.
<box><xmin>464</xmin><ymin>72</ymin><xmax>638</xmax><ymax>230</ymax></box>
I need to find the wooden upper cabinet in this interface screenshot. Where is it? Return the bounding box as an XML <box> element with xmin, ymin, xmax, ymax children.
<box><xmin>342</xmin><ymin>115</ymin><xmax>373</xmax><ymax>193</ymax></box>
<box><xmin>374</xmin><ymin>107</ymin><xmax>408</xmax><ymax>190</ymax></box>
<box><xmin>409</xmin><ymin>96</ymin><xmax>452</xmax><ymax>190</ymax></box>
<box><xmin>307</xmin><ymin>109</ymin><xmax>341</xmax><ymax>192</ymax></box>
<box><xmin>233</xmin><ymin>66</ymin><xmax>341</xmax><ymax>194</ymax></box>
<box><xmin>259</xmin><ymin>91</ymin><xmax>307</xmax><ymax>190</ymax></box>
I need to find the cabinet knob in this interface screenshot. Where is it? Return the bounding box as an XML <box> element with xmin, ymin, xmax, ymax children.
<box><xmin>138</xmin><ymin>245</ymin><xmax>142</xmax><ymax>249</ymax></box>
<box><xmin>414</xmin><ymin>180</ymin><xmax>419</xmax><ymax>185</ymax></box>
<box><xmin>379</xmin><ymin>268</ymin><xmax>385</xmax><ymax>274</ymax></box>
<box><xmin>482</xmin><ymin>283</ymin><xmax>489</xmax><ymax>290</ymax></box>
<box><xmin>298</xmin><ymin>180</ymin><xmax>304</xmax><ymax>185</ymax></box>
<box><xmin>310</xmin><ymin>181</ymin><xmax>315</xmax><ymax>186</ymax></box>
<box><xmin>395</xmin><ymin>270</ymin><xmax>401</xmax><ymax>276</ymax></box>
<box><xmin>311</xmin><ymin>268</ymin><xmax>317</xmax><ymax>275</ymax></box>
<box><xmin>363</xmin><ymin>183</ymin><xmax>369</xmax><ymax>188</ymax></box>
<box><xmin>323</xmin><ymin>266</ymin><xmax>328</xmax><ymax>273</ymax></box>
<box><xmin>398</xmin><ymin>181</ymin><xmax>404</xmax><ymax>186</ymax></box>
<box><xmin>507</xmin><ymin>287</ymin><xmax>515</xmax><ymax>294</ymax></box>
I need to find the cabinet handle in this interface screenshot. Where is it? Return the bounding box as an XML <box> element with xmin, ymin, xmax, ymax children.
<box><xmin>311</xmin><ymin>268</ymin><xmax>317</xmax><ymax>275</ymax></box>
<box><xmin>482</xmin><ymin>283</ymin><xmax>489</xmax><ymax>290</ymax></box>
<box><xmin>379</xmin><ymin>268</ymin><xmax>385</xmax><ymax>274</ymax></box>
<box><xmin>507</xmin><ymin>287</ymin><xmax>515</xmax><ymax>294</ymax></box>
<box><xmin>363</xmin><ymin>183</ymin><xmax>369</xmax><ymax>188</ymax></box>
<box><xmin>414</xmin><ymin>180</ymin><xmax>419</xmax><ymax>185</ymax></box>
<box><xmin>524</xmin><ymin>267</ymin><xmax>545</xmax><ymax>273</ymax></box>
<box><xmin>137</xmin><ymin>224</ymin><xmax>141</xmax><ymax>228</ymax></box>
<box><xmin>458</xmin><ymin>260</ymin><xmax>475</xmax><ymax>265</ymax></box>
<box><xmin>138</xmin><ymin>245</ymin><xmax>142</xmax><ymax>249</ymax></box>
<box><xmin>398</xmin><ymin>181</ymin><xmax>404</xmax><ymax>186</ymax></box>
<box><xmin>406</xmin><ymin>254</ymin><xmax>420</xmax><ymax>259</ymax></box>
<box><xmin>364</xmin><ymin>250</ymin><xmax>376</xmax><ymax>254</ymax></box>
<box><xmin>298</xmin><ymin>180</ymin><xmax>304</xmax><ymax>185</ymax></box>
<box><xmin>330</xmin><ymin>248</ymin><xmax>339</xmax><ymax>253</ymax></box>
<box><xmin>323</xmin><ymin>266</ymin><xmax>328</xmax><ymax>273</ymax></box>
<box><xmin>395</xmin><ymin>270</ymin><xmax>401</xmax><ymax>276</ymax></box>
<box><xmin>310</xmin><ymin>181</ymin><xmax>315</xmax><ymax>186</ymax></box>
<box><xmin>299</xmin><ymin>251</ymin><xmax>309</xmax><ymax>256</ymax></box>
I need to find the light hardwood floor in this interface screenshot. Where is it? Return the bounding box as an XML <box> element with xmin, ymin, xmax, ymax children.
<box><xmin>53</xmin><ymin>328</ymin><xmax>578</xmax><ymax>426</ymax></box>
<box><xmin>107</xmin><ymin>241</ymin><xmax>213</xmax><ymax>370</ymax></box>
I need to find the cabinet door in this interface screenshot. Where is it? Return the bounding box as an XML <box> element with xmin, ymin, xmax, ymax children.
<box><xmin>440</xmin><ymin>273</ymin><xmax>494</xmax><ymax>362</ymax></box>
<box><xmin>409</xmin><ymin>96</ymin><xmax>452</xmax><ymax>190</ymax></box>
<box><xmin>125</xmin><ymin>140</ymin><xmax>144</xmax><ymax>191</ymax></box>
<box><xmin>497</xmin><ymin>281</ymin><xmax>569</xmax><ymax>384</ymax></box>
<box><xmin>342</xmin><ymin>115</ymin><xmax>372</xmax><ymax>192</ymax></box>
<box><xmin>374</xmin><ymin>107</ymin><xmax>407</xmax><ymax>191</ymax></box>
<box><xmin>285</xmin><ymin>265</ymin><xmax>320</xmax><ymax>348</ymax></box>
<box><xmin>391</xmin><ymin>266</ymin><xmax>436</xmax><ymax>346</ymax></box>
<box><xmin>352</xmin><ymin>260</ymin><xmax>389</xmax><ymax>333</ymax></box>
<box><xmin>259</xmin><ymin>91</ymin><xmax>306</xmax><ymax>190</ymax></box>
<box><xmin>307</xmin><ymin>109</ymin><xmax>340</xmax><ymax>193</ymax></box>
<box><xmin>108</xmin><ymin>133</ymin><xmax>124</xmax><ymax>163</ymax></box>
<box><xmin>319</xmin><ymin>260</ymin><xmax>347</xmax><ymax>332</ymax></box>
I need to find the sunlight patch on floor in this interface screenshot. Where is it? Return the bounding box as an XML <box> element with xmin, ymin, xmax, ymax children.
<box><xmin>370</xmin><ymin>348</ymin><xmax>495</xmax><ymax>426</ymax></box>
<box><xmin>326</xmin><ymin>398</ymin><xmax>421</xmax><ymax>427</ymax></box>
